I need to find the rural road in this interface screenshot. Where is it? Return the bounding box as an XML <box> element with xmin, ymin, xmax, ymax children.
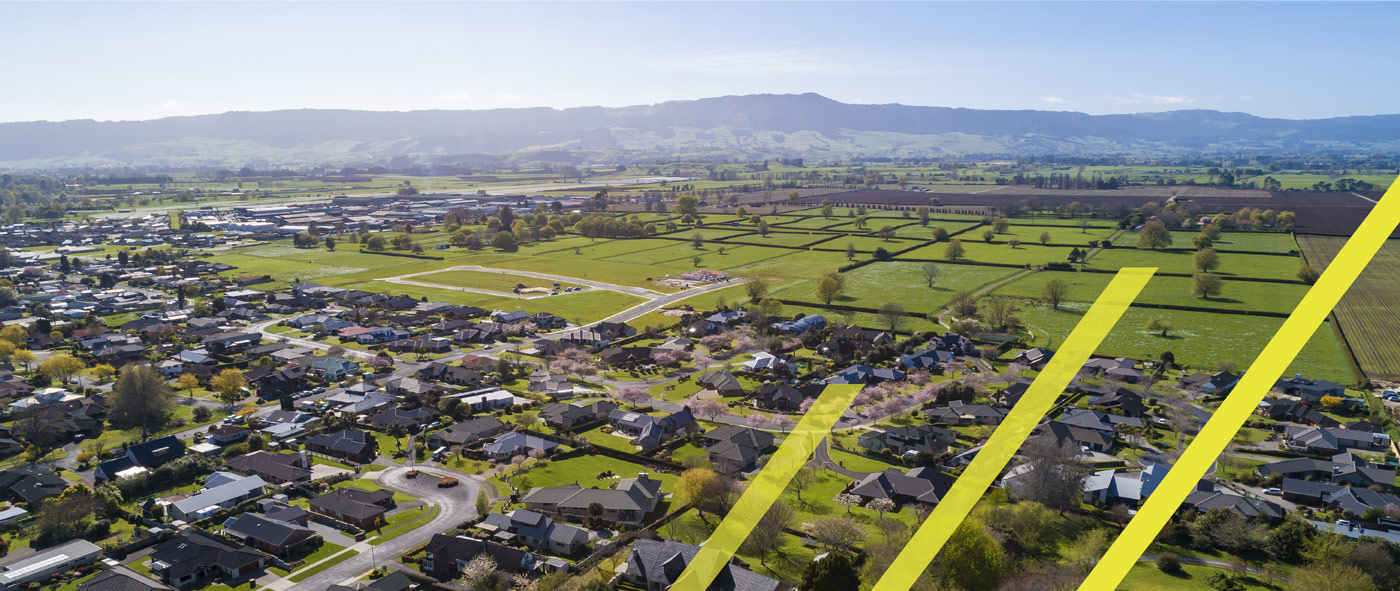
<box><xmin>281</xmin><ymin>465</ymin><xmax>483</xmax><ymax>591</ymax></box>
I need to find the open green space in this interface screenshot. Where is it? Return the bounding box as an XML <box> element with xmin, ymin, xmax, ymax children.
<box><xmin>1018</xmin><ymin>301</ymin><xmax>1357</xmax><ymax>383</ymax></box>
<box><xmin>993</xmin><ymin>270</ymin><xmax>1312</xmax><ymax>314</ymax></box>
<box><xmin>1086</xmin><ymin>247</ymin><xmax>1304</xmax><ymax>280</ymax></box>
<box><xmin>412</xmin><ymin>269</ymin><xmax>583</xmax><ymax>292</ymax></box>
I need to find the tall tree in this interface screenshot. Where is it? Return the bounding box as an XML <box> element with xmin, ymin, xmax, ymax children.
<box><xmin>1192</xmin><ymin>273</ymin><xmax>1223</xmax><ymax>299</ymax></box>
<box><xmin>1194</xmin><ymin>247</ymin><xmax>1220</xmax><ymax>272</ymax></box>
<box><xmin>877</xmin><ymin>302</ymin><xmax>907</xmax><ymax>333</ymax></box>
<box><xmin>39</xmin><ymin>354</ymin><xmax>85</xmax><ymax>386</ymax></box>
<box><xmin>1042</xmin><ymin>279</ymin><xmax>1068</xmax><ymax>310</ymax></box>
<box><xmin>109</xmin><ymin>364</ymin><xmax>175</xmax><ymax>441</ymax></box>
<box><xmin>1136</xmin><ymin>221</ymin><xmax>1173</xmax><ymax>250</ymax></box>
<box><xmin>210</xmin><ymin>368</ymin><xmax>248</xmax><ymax>408</ymax></box>
<box><xmin>920</xmin><ymin>263</ymin><xmax>939</xmax><ymax>288</ymax></box>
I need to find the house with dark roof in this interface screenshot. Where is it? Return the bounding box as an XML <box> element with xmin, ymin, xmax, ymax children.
<box><xmin>222</xmin><ymin>513</ymin><xmax>320</xmax><ymax>557</ymax></box>
<box><xmin>521</xmin><ymin>474</ymin><xmax>663</xmax><ymax>525</ymax></box>
<box><xmin>96</xmin><ymin>435</ymin><xmax>187</xmax><ymax>481</ymax></box>
<box><xmin>425</xmin><ymin>417</ymin><xmax>507</xmax><ymax>451</ymax></box>
<box><xmin>1284</xmin><ymin>426</ymin><xmax>1390</xmax><ymax>454</ymax></box>
<box><xmin>420</xmin><ymin>534</ymin><xmax>536</xmax><ymax>580</ymax></box>
<box><xmin>1257</xmin><ymin>399</ymin><xmax>1339</xmax><ymax>427</ymax></box>
<box><xmin>922</xmin><ymin>401</ymin><xmax>1007</xmax><ymax>426</ymax></box>
<box><xmin>750</xmin><ymin>383</ymin><xmax>824</xmax><ymax>411</ymax></box>
<box><xmin>325</xmin><ymin>571</ymin><xmax>413</xmax><ymax>591</ymax></box>
<box><xmin>226</xmin><ymin>451</ymin><xmax>312</xmax><ymax>485</ymax></box>
<box><xmin>847</xmin><ymin>467</ymin><xmax>956</xmax><ymax>507</ymax></box>
<box><xmin>858</xmin><ymin>424</ymin><xmax>956</xmax><ymax>456</ymax></box>
<box><xmin>824</xmin><ymin>364</ymin><xmax>905</xmax><ymax>385</ymax></box>
<box><xmin>702</xmin><ymin>426</ymin><xmax>776</xmax><ymax>474</ymax></box>
<box><xmin>305</xmin><ymin>429</ymin><xmax>377</xmax><ymax>464</ymax></box>
<box><xmin>1183</xmin><ymin>481</ymin><xmax>1284</xmax><ymax>520</ymax></box>
<box><xmin>694</xmin><ymin>369</ymin><xmax>744</xmax><ymax>396</ymax></box>
<box><xmin>1260</xmin><ymin>452</ymin><xmax>1394</xmax><ymax>489</ymax></box>
<box><xmin>478</xmin><ymin>510</ymin><xmax>589</xmax><ymax>556</ymax></box>
<box><xmin>147</xmin><ymin>531</ymin><xmax>266</xmax><ymax>588</ymax></box>
<box><xmin>539</xmin><ymin>400</ymin><xmax>617</xmax><ymax>430</ymax></box>
<box><xmin>1014</xmin><ymin>347</ymin><xmax>1054</xmax><ymax>370</ymax></box>
<box><xmin>1092</xmin><ymin>388</ymin><xmax>1146</xmax><ymax>417</ymax></box>
<box><xmin>308</xmin><ymin>487</ymin><xmax>394</xmax><ymax>529</ymax></box>
<box><xmin>1274</xmin><ymin>374</ymin><xmax>1346</xmax><ymax>402</ymax></box>
<box><xmin>368</xmin><ymin>407</ymin><xmax>439</xmax><ymax>433</ymax></box>
<box><xmin>76</xmin><ymin>567</ymin><xmax>173</xmax><ymax>591</ymax></box>
<box><xmin>0</xmin><ymin>466</ymin><xmax>66</xmax><ymax>504</ymax></box>
<box><xmin>1045</xmin><ymin>421</ymin><xmax>1114</xmax><ymax>452</ymax></box>
<box><xmin>621</xmin><ymin>539</ymin><xmax>779</xmax><ymax>591</ymax></box>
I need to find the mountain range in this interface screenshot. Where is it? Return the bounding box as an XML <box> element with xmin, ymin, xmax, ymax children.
<box><xmin>4</xmin><ymin>93</ymin><xmax>1400</xmax><ymax>169</ymax></box>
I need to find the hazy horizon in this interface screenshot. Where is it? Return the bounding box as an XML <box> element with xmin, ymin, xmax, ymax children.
<box><xmin>3</xmin><ymin>1</ymin><xmax>1398</xmax><ymax>123</ymax></box>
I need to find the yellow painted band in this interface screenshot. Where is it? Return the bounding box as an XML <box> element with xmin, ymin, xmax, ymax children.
<box><xmin>1079</xmin><ymin>180</ymin><xmax>1400</xmax><ymax>590</ymax></box>
<box><xmin>671</xmin><ymin>383</ymin><xmax>862</xmax><ymax>591</ymax></box>
<box><xmin>873</xmin><ymin>267</ymin><xmax>1156</xmax><ymax>591</ymax></box>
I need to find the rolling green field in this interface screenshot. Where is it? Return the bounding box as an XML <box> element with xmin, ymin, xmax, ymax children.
<box><xmin>1112</xmin><ymin>230</ymin><xmax>1297</xmax><ymax>253</ymax></box>
<box><xmin>1085</xmin><ymin>248</ymin><xmax>1304</xmax><ymax>280</ymax></box>
<box><xmin>772</xmin><ymin>261</ymin><xmax>1018</xmax><ymax>312</ymax></box>
<box><xmin>413</xmin><ymin>269</ymin><xmax>583</xmax><ymax>292</ymax></box>
<box><xmin>904</xmin><ymin>240</ymin><xmax>1075</xmax><ymax>266</ymax></box>
<box><xmin>1017</xmin><ymin>301</ymin><xmax>1356</xmax><ymax>383</ymax></box>
<box><xmin>993</xmin><ymin>270</ymin><xmax>1312</xmax><ymax>314</ymax></box>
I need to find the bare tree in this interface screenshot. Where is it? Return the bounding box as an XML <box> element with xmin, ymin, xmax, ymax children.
<box><xmin>1006</xmin><ymin>434</ymin><xmax>1092</xmax><ymax>513</ymax></box>
<box><xmin>745</xmin><ymin>501</ymin><xmax>795</xmax><ymax>566</ymax></box>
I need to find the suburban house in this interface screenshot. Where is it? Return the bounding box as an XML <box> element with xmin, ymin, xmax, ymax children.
<box><xmin>308</xmin><ymin>487</ymin><xmax>394</xmax><ymax>529</ymax></box>
<box><xmin>478</xmin><ymin>510</ymin><xmax>590</xmax><ymax>555</ymax></box>
<box><xmin>369</xmin><ymin>407</ymin><xmax>439</xmax><ymax>433</ymax></box>
<box><xmin>607</xmin><ymin>408</ymin><xmax>698</xmax><ymax>448</ymax></box>
<box><xmin>226</xmin><ymin>451</ymin><xmax>312</xmax><ymax>485</ymax></box>
<box><xmin>1274</xmin><ymin>374</ymin><xmax>1346</xmax><ymax>402</ymax></box>
<box><xmin>1259</xmin><ymin>453</ymin><xmax>1396</xmax><ymax>489</ymax></box>
<box><xmin>1183</xmin><ymin>481</ymin><xmax>1284</xmax><ymax>519</ymax></box>
<box><xmin>751</xmin><ymin>383</ymin><xmax>824</xmax><ymax>412</ymax></box>
<box><xmin>521</xmin><ymin>473</ymin><xmax>663</xmax><ymax>525</ymax></box>
<box><xmin>221</xmin><ymin>513</ymin><xmax>320</xmax><ymax>557</ymax></box>
<box><xmin>425</xmin><ymin>417</ymin><xmax>508</xmax><ymax>451</ymax></box>
<box><xmin>482</xmin><ymin>432</ymin><xmax>558</xmax><ymax>460</ymax></box>
<box><xmin>309</xmin><ymin>357</ymin><xmax>360</xmax><ymax>381</ymax></box>
<box><xmin>96</xmin><ymin>435</ymin><xmax>187</xmax><ymax>481</ymax></box>
<box><xmin>528</xmin><ymin>369</ymin><xmax>574</xmax><ymax>398</ymax></box>
<box><xmin>1014</xmin><ymin>347</ymin><xmax>1054</xmax><ymax>370</ymax></box>
<box><xmin>858</xmin><ymin>424</ymin><xmax>956</xmax><ymax>456</ymax></box>
<box><xmin>620</xmin><ymin>539</ymin><xmax>779</xmax><ymax>591</ymax></box>
<box><xmin>1092</xmin><ymin>388</ymin><xmax>1147</xmax><ymax>417</ymax></box>
<box><xmin>846</xmin><ymin>467</ymin><xmax>957</xmax><ymax>507</ymax></box>
<box><xmin>702</xmin><ymin>426</ymin><xmax>775</xmax><ymax>474</ymax></box>
<box><xmin>0</xmin><ymin>540</ymin><xmax>103</xmax><ymax>590</ymax></box>
<box><xmin>1257</xmin><ymin>399</ymin><xmax>1340</xmax><ymax>427</ymax></box>
<box><xmin>1284</xmin><ymin>426</ymin><xmax>1391</xmax><ymax>454</ymax></box>
<box><xmin>147</xmin><ymin>532</ymin><xmax>266</xmax><ymax>588</ymax></box>
<box><xmin>539</xmin><ymin>400</ymin><xmax>617</xmax><ymax>430</ymax></box>
<box><xmin>0</xmin><ymin>466</ymin><xmax>66</xmax><ymax>504</ymax></box>
<box><xmin>420</xmin><ymin>534</ymin><xmax>536</xmax><ymax>580</ymax></box>
<box><xmin>695</xmin><ymin>369</ymin><xmax>744</xmax><ymax>396</ymax></box>
<box><xmin>164</xmin><ymin>472</ymin><xmax>267</xmax><ymax>522</ymax></box>
<box><xmin>305</xmin><ymin>429</ymin><xmax>378</xmax><ymax>464</ymax></box>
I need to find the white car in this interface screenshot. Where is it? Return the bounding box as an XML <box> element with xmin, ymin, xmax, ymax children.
<box><xmin>1263</xmin><ymin>487</ymin><xmax>1281</xmax><ymax>495</ymax></box>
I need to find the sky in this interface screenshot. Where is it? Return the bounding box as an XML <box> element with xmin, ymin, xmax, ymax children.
<box><xmin>2</xmin><ymin>1</ymin><xmax>1397</xmax><ymax>123</ymax></box>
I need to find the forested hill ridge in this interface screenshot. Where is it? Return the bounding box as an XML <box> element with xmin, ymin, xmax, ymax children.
<box><xmin>7</xmin><ymin>93</ymin><xmax>1400</xmax><ymax>168</ymax></box>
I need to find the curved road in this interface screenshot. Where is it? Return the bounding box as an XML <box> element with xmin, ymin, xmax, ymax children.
<box><xmin>282</xmin><ymin>465</ymin><xmax>482</xmax><ymax>591</ymax></box>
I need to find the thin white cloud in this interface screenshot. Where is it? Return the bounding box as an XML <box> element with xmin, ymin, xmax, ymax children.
<box><xmin>158</xmin><ymin>100</ymin><xmax>187</xmax><ymax>110</ymax></box>
<box><xmin>656</xmin><ymin>48</ymin><xmax>854</xmax><ymax>75</ymax></box>
<box><xmin>1105</xmin><ymin>93</ymin><xmax>1196</xmax><ymax>106</ymax></box>
<box><xmin>1239</xmin><ymin>94</ymin><xmax>1252</xmax><ymax>101</ymax></box>
<box><xmin>1040</xmin><ymin>96</ymin><xmax>1068</xmax><ymax>104</ymax></box>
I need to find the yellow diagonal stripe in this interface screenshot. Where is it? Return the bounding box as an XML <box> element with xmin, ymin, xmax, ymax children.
<box><xmin>671</xmin><ymin>384</ymin><xmax>862</xmax><ymax>591</ymax></box>
<box><xmin>873</xmin><ymin>267</ymin><xmax>1155</xmax><ymax>591</ymax></box>
<box><xmin>1079</xmin><ymin>181</ymin><xmax>1400</xmax><ymax>590</ymax></box>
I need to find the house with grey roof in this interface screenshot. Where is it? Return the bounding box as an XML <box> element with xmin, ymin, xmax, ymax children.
<box><xmin>621</xmin><ymin>539</ymin><xmax>779</xmax><ymax>591</ymax></box>
<box><xmin>164</xmin><ymin>472</ymin><xmax>267</xmax><ymax>522</ymax></box>
<box><xmin>521</xmin><ymin>473</ymin><xmax>663</xmax><ymax>525</ymax></box>
<box><xmin>482</xmin><ymin>432</ymin><xmax>558</xmax><ymax>460</ymax></box>
<box><xmin>222</xmin><ymin>513</ymin><xmax>320</xmax><ymax>557</ymax></box>
<box><xmin>478</xmin><ymin>510</ymin><xmax>589</xmax><ymax>556</ymax></box>
<box><xmin>847</xmin><ymin>467</ymin><xmax>956</xmax><ymax>507</ymax></box>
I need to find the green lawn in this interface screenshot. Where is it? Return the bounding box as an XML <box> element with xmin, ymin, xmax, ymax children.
<box><xmin>412</xmin><ymin>269</ymin><xmax>583</xmax><ymax>292</ymax></box>
<box><xmin>993</xmin><ymin>270</ymin><xmax>1312</xmax><ymax>314</ymax></box>
<box><xmin>287</xmin><ymin>548</ymin><xmax>357</xmax><ymax>582</ymax></box>
<box><xmin>1120</xmin><ymin>562</ymin><xmax>1275</xmax><ymax>590</ymax></box>
<box><xmin>1087</xmin><ymin>248</ymin><xmax>1304</xmax><ymax>280</ymax></box>
<box><xmin>504</xmin><ymin>454</ymin><xmax>678</xmax><ymax>493</ymax></box>
<box><xmin>1018</xmin><ymin>302</ymin><xmax>1357</xmax><ymax>384</ymax></box>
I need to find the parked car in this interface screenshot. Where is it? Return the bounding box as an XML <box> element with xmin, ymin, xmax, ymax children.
<box><xmin>1263</xmin><ymin>487</ymin><xmax>1281</xmax><ymax>495</ymax></box>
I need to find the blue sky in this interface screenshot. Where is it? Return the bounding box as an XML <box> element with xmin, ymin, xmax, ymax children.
<box><xmin>2</xmin><ymin>1</ymin><xmax>1396</xmax><ymax>122</ymax></box>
